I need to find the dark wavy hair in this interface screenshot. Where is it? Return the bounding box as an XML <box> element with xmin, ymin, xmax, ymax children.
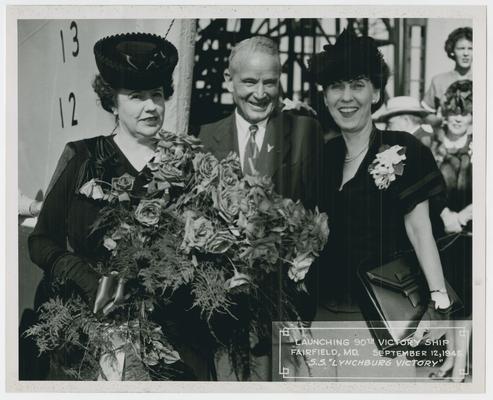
<box><xmin>444</xmin><ymin>27</ymin><xmax>472</xmax><ymax>60</ymax></box>
<box><xmin>308</xmin><ymin>30</ymin><xmax>390</xmax><ymax>112</ymax></box>
<box><xmin>92</xmin><ymin>74</ymin><xmax>174</xmax><ymax>114</ymax></box>
<box><xmin>442</xmin><ymin>79</ymin><xmax>472</xmax><ymax>117</ymax></box>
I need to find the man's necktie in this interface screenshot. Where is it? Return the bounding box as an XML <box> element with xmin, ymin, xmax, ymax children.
<box><xmin>243</xmin><ymin>124</ymin><xmax>259</xmax><ymax>175</ymax></box>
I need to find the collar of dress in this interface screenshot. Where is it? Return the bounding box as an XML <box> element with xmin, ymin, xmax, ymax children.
<box><xmin>442</xmin><ymin>133</ymin><xmax>469</xmax><ymax>151</ymax></box>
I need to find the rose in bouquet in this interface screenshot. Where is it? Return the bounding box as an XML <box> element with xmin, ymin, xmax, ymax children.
<box><xmin>26</xmin><ymin>130</ymin><xmax>329</xmax><ymax>381</ymax></box>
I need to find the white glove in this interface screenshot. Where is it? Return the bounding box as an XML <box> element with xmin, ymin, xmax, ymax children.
<box><xmin>440</xmin><ymin>208</ymin><xmax>462</xmax><ymax>233</ymax></box>
<box><xmin>457</xmin><ymin>204</ymin><xmax>472</xmax><ymax>226</ymax></box>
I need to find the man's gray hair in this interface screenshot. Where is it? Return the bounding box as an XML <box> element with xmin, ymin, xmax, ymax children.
<box><xmin>228</xmin><ymin>36</ymin><xmax>281</xmax><ymax>72</ymax></box>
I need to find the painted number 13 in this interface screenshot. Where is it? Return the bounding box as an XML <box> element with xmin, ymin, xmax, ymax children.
<box><xmin>59</xmin><ymin>21</ymin><xmax>79</xmax><ymax>63</ymax></box>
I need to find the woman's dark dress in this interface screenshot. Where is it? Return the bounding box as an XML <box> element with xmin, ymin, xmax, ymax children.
<box><xmin>316</xmin><ymin>128</ymin><xmax>446</xmax><ymax>313</ymax></box>
<box><xmin>27</xmin><ymin>134</ymin><xmax>213</xmax><ymax>380</ymax></box>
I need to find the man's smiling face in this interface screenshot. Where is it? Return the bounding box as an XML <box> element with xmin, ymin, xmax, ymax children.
<box><xmin>225</xmin><ymin>51</ymin><xmax>281</xmax><ymax>124</ymax></box>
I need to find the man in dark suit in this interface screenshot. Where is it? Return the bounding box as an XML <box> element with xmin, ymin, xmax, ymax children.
<box><xmin>199</xmin><ymin>36</ymin><xmax>324</xmax><ymax>211</ymax></box>
<box><xmin>199</xmin><ymin>36</ymin><xmax>324</xmax><ymax>381</ymax></box>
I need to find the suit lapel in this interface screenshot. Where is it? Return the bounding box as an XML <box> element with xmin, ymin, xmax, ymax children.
<box><xmin>258</xmin><ymin>110</ymin><xmax>291</xmax><ymax>180</ymax></box>
<box><xmin>212</xmin><ymin>110</ymin><xmax>291</xmax><ymax>183</ymax></box>
<box><xmin>211</xmin><ymin>113</ymin><xmax>239</xmax><ymax>160</ymax></box>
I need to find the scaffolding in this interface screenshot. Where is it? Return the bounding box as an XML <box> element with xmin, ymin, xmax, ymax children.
<box><xmin>190</xmin><ymin>18</ymin><xmax>427</xmax><ymax>130</ymax></box>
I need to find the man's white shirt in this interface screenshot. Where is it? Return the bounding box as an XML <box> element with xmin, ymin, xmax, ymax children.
<box><xmin>235</xmin><ymin>109</ymin><xmax>268</xmax><ymax>170</ymax></box>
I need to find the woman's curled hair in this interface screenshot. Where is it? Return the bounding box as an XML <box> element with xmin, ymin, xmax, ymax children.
<box><xmin>92</xmin><ymin>74</ymin><xmax>117</xmax><ymax>114</ymax></box>
<box><xmin>444</xmin><ymin>27</ymin><xmax>472</xmax><ymax>60</ymax></box>
<box><xmin>442</xmin><ymin>79</ymin><xmax>472</xmax><ymax>117</ymax></box>
<box><xmin>92</xmin><ymin>74</ymin><xmax>175</xmax><ymax>114</ymax></box>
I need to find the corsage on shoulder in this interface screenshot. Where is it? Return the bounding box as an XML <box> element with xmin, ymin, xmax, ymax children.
<box><xmin>368</xmin><ymin>145</ymin><xmax>406</xmax><ymax>190</ymax></box>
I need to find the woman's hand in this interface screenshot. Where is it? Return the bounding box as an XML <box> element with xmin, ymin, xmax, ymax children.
<box><xmin>93</xmin><ymin>273</ymin><xmax>127</xmax><ymax>315</ymax></box>
<box><xmin>458</xmin><ymin>204</ymin><xmax>472</xmax><ymax>226</ymax></box>
<box><xmin>441</xmin><ymin>207</ymin><xmax>463</xmax><ymax>233</ymax></box>
<box><xmin>410</xmin><ymin>296</ymin><xmax>452</xmax><ymax>346</ymax></box>
<box><xmin>50</xmin><ymin>254</ymin><xmax>102</xmax><ymax>306</ymax></box>
<box><xmin>404</xmin><ymin>200</ymin><xmax>454</xmax><ymax>347</ymax></box>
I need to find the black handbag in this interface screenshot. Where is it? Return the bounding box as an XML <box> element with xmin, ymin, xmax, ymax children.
<box><xmin>358</xmin><ymin>234</ymin><xmax>465</xmax><ymax>351</ymax></box>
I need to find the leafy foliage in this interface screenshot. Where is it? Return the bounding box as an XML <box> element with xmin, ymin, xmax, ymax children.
<box><xmin>29</xmin><ymin>131</ymin><xmax>329</xmax><ymax>380</ymax></box>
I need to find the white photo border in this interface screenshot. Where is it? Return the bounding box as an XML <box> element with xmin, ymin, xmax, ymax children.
<box><xmin>4</xmin><ymin>3</ymin><xmax>487</xmax><ymax>394</ymax></box>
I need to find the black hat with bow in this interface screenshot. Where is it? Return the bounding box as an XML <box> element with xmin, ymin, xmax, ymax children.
<box><xmin>94</xmin><ymin>32</ymin><xmax>179</xmax><ymax>90</ymax></box>
<box><xmin>308</xmin><ymin>29</ymin><xmax>390</xmax><ymax>111</ymax></box>
<box><xmin>308</xmin><ymin>29</ymin><xmax>389</xmax><ymax>89</ymax></box>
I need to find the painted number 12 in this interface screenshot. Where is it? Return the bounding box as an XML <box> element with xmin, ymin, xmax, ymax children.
<box><xmin>59</xmin><ymin>92</ymin><xmax>78</xmax><ymax>128</ymax></box>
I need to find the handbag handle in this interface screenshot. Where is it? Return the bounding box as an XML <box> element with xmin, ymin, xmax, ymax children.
<box><xmin>386</xmin><ymin>232</ymin><xmax>468</xmax><ymax>261</ymax></box>
<box><xmin>436</xmin><ymin>232</ymin><xmax>470</xmax><ymax>252</ymax></box>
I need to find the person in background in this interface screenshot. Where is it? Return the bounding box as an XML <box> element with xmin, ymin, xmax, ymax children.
<box><xmin>433</xmin><ymin>80</ymin><xmax>473</xmax><ymax>234</ymax></box>
<box><xmin>18</xmin><ymin>189</ymin><xmax>45</xmax><ymax>379</ymax></box>
<box><xmin>421</xmin><ymin>27</ymin><xmax>472</xmax><ymax>127</ymax></box>
<box><xmin>375</xmin><ymin>96</ymin><xmax>434</xmax><ymax>147</ymax></box>
<box><xmin>18</xmin><ymin>190</ymin><xmax>43</xmax><ymax>218</ymax></box>
<box><xmin>428</xmin><ymin>79</ymin><xmax>472</xmax><ymax>382</ymax></box>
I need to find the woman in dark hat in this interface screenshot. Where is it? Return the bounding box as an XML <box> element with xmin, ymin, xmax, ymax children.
<box><xmin>428</xmin><ymin>79</ymin><xmax>472</xmax><ymax>381</ymax></box>
<box><xmin>28</xmin><ymin>33</ymin><xmax>212</xmax><ymax>381</ymax></box>
<box><xmin>432</xmin><ymin>79</ymin><xmax>472</xmax><ymax>236</ymax></box>
<box><xmin>306</xmin><ymin>30</ymin><xmax>453</xmax><ymax>379</ymax></box>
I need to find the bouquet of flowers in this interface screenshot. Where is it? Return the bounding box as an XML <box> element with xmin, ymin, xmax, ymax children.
<box><xmin>26</xmin><ymin>131</ymin><xmax>329</xmax><ymax>380</ymax></box>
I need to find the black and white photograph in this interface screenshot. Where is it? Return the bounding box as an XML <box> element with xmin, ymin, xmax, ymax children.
<box><xmin>4</xmin><ymin>4</ymin><xmax>487</xmax><ymax>394</ymax></box>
